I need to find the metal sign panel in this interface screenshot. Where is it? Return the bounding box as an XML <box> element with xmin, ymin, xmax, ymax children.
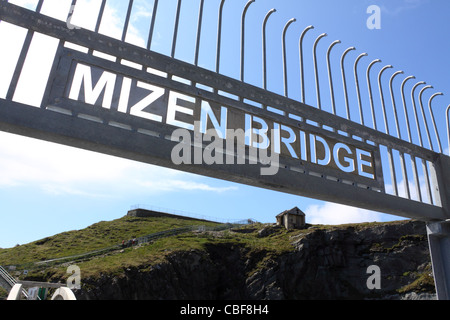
<box><xmin>47</xmin><ymin>49</ymin><xmax>382</xmax><ymax>188</ymax></box>
<box><xmin>0</xmin><ymin>2</ymin><xmax>448</xmax><ymax>223</ymax></box>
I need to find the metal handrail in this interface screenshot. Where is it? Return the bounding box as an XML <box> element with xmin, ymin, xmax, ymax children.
<box><xmin>0</xmin><ymin>266</ymin><xmax>29</xmax><ymax>299</ymax></box>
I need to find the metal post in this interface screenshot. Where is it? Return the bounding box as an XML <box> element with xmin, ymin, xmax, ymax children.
<box><xmin>147</xmin><ymin>0</ymin><xmax>159</xmax><ymax>50</ymax></box>
<box><xmin>171</xmin><ymin>0</ymin><xmax>182</xmax><ymax>58</ymax></box>
<box><xmin>427</xmin><ymin>220</ymin><xmax>450</xmax><ymax>300</ymax></box>
<box><xmin>340</xmin><ymin>47</ymin><xmax>355</xmax><ymax>120</ymax></box>
<box><xmin>418</xmin><ymin>85</ymin><xmax>434</xmax><ymax>150</ymax></box>
<box><xmin>216</xmin><ymin>0</ymin><xmax>226</xmax><ymax>73</ymax></box>
<box><xmin>194</xmin><ymin>0</ymin><xmax>205</xmax><ymax>66</ymax></box>
<box><xmin>354</xmin><ymin>53</ymin><xmax>368</xmax><ymax>125</ymax></box>
<box><xmin>377</xmin><ymin>65</ymin><xmax>393</xmax><ymax>135</ymax></box>
<box><xmin>262</xmin><ymin>8</ymin><xmax>276</xmax><ymax>90</ymax></box>
<box><xmin>282</xmin><ymin>18</ymin><xmax>296</xmax><ymax>97</ymax></box>
<box><xmin>426</xmin><ymin>153</ymin><xmax>450</xmax><ymax>300</ymax></box>
<box><xmin>447</xmin><ymin>104</ymin><xmax>450</xmax><ymax>156</ymax></box>
<box><xmin>240</xmin><ymin>0</ymin><xmax>255</xmax><ymax>82</ymax></box>
<box><xmin>326</xmin><ymin>40</ymin><xmax>341</xmax><ymax>115</ymax></box>
<box><xmin>313</xmin><ymin>33</ymin><xmax>327</xmax><ymax>108</ymax></box>
<box><xmin>428</xmin><ymin>93</ymin><xmax>444</xmax><ymax>154</ymax></box>
<box><xmin>400</xmin><ymin>75</ymin><xmax>415</xmax><ymax>143</ymax></box>
<box><xmin>299</xmin><ymin>25</ymin><xmax>314</xmax><ymax>103</ymax></box>
<box><xmin>389</xmin><ymin>70</ymin><xmax>404</xmax><ymax>139</ymax></box>
<box><xmin>411</xmin><ymin>81</ymin><xmax>426</xmax><ymax>147</ymax></box>
<box><xmin>366</xmin><ymin>59</ymin><xmax>381</xmax><ymax>130</ymax></box>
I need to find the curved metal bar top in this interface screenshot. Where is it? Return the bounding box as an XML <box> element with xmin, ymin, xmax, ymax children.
<box><xmin>240</xmin><ymin>0</ymin><xmax>256</xmax><ymax>82</ymax></box>
<box><xmin>282</xmin><ymin>18</ymin><xmax>297</xmax><ymax>97</ymax></box>
<box><xmin>340</xmin><ymin>47</ymin><xmax>356</xmax><ymax>120</ymax></box>
<box><xmin>377</xmin><ymin>65</ymin><xmax>393</xmax><ymax>134</ymax></box>
<box><xmin>418</xmin><ymin>85</ymin><xmax>434</xmax><ymax>150</ymax></box>
<box><xmin>312</xmin><ymin>33</ymin><xmax>327</xmax><ymax>109</ymax></box>
<box><xmin>410</xmin><ymin>81</ymin><xmax>426</xmax><ymax>147</ymax></box>
<box><xmin>299</xmin><ymin>25</ymin><xmax>314</xmax><ymax>103</ymax></box>
<box><xmin>428</xmin><ymin>92</ymin><xmax>444</xmax><ymax>153</ymax></box>
<box><xmin>400</xmin><ymin>75</ymin><xmax>416</xmax><ymax>142</ymax></box>
<box><xmin>326</xmin><ymin>40</ymin><xmax>341</xmax><ymax>115</ymax></box>
<box><xmin>216</xmin><ymin>0</ymin><xmax>226</xmax><ymax>73</ymax></box>
<box><xmin>389</xmin><ymin>70</ymin><xmax>404</xmax><ymax>138</ymax></box>
<box><xmin>366</xmin><ymin>59</ymin><xmax>381</xmax><ymax>130</ymax></box>
<box><xmin>262</xmin><ymin>8</ymin><xmax>276</xmax><ymax>90</ymax></box>
<box><xmin>354</xmin><ymin>53</ymin><xmax>368</xmax><ymax>125</ymax></box>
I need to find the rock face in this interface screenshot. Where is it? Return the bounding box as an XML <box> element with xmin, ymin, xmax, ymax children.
<box><xmin>76</xmin><ymin>220</ymin><xmax>436</xmax><ymax>300</ymax></box>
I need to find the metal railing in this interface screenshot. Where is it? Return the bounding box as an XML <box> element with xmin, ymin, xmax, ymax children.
<box><xmin>130</xmin><ymin>204</ymin><xmax>258</xmax><ymax>225</ymax></box>
<box><xmin>0</xmin><ymin>266</ymin><xmax>29</xmax><ymax>299</ymax></box>
<box><xmin>0</xmin><ymin>1</ymin><xmax>447</xmax><ymax>219</ymax></box>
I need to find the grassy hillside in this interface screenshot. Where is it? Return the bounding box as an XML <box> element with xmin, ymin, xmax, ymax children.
<box><xmin>0</xmin><ymin>217</ymin><xmax>434</xmax><ymax>300</ymax></box>
<box><xmin>0</xmin><ymin>215</ymin><xmax>220</xmax><ymax>268</ymax></box>
<box><xmin>0</xmin><ymin>214</ymin><xmax>306</xmax><ymax>281</ymax></box>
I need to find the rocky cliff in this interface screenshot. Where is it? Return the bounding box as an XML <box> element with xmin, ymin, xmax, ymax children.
<box><xmin>75</xmin><ymin>220</ymin><xmax>436</xmax><ymax>300</ymax></box>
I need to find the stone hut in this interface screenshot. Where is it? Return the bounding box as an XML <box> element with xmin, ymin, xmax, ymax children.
<box><xmin>276</xmin><ymin>207</ymin><xmax>306</xmax><ymax>230</ymax></box>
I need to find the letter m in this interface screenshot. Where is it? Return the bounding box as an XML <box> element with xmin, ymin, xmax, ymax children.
<box><xmin>69</xmin><ymin>63</ymin><xmax>117</xmax><ymax>109</ymax></box>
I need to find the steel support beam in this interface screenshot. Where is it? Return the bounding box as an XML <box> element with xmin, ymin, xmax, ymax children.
<box><xmin>427</xmin><ymin>220</ymin><xmax>450</xmax><ymax>300</ymax></box>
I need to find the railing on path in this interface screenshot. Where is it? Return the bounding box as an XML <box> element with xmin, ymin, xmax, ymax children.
<box><xmin>34</xmin><ymin>222</ymin><xmax>248</xmax><ymax>267</ymax></box>
<box><xmin>0</xmin><ymin>266</ymin><xmax>29</xmax><ymax>299</ymax></box>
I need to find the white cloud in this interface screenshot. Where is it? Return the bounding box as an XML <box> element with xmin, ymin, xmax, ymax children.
<box><xmin>138</xmin><ymin>179</ymin><xmax>238</xmax><ymax>193</ymax></box>
<box><xmin>305</xmin><ymin>202</ymin><xmax>385</xmax><ymax>225</ymax></box>
<box><xmin>380</xmin><ymin>0</ymin><xmax>429</xmax><ymax>16</ymax></box>
<box><xmin>0</xmin><ymin>131</ymin><xmax>237</xmax><ymax>197</ymax></box>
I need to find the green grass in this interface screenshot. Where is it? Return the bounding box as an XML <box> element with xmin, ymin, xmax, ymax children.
<box><xmin>0</xmin><ymin>216</ymin><xmax>310</xmax><ymax>283</ymax></box>
<box><xmin>0</xmin><ymin>215</ymin><xmax>219</xmax><ymax>267</ymax></box>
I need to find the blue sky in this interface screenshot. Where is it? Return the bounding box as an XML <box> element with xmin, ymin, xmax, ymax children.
<box><xmin>0</xmin><ymin>0</ymin><xmax>449</xmax><ymax>248</ymax></box>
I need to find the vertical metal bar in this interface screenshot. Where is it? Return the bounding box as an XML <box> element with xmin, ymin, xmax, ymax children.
<box><xmin>87</xmin><ymin>0</ymin><xmax>106</xmax><ymax>55</ymax></box>
<box><xmin>400</xmin><ymin>75</ymin><xmax>415</xmax><ymax>143</ymax></box>
<box><xmin>216</xmin><ymin>0</ymin><xmax>226</xmax><ymax>73</ymax></box>
<box><xmin>366</xmin><ymin>59</ymin><xmax>381</xmax><ymax>130</ymax></box>
<box><xmin>411</xmin><ymin>156</ymin><xmax>422</xmax><ymax>202</ymax></box>
<box><xmin>121</xmin><ymin>0</ymin><xmax>134</xmax><ymax>42</ymax></box>
<box><xmin>171</xmin><ymin>0</ymin><xmax>182</xmax><ymax>58</ymax></box>
<box><xmin>418</xmin><ymin>85</ymin><xmax>433</xmax><ymax>150</ymax></box>
<box><xmin>428</xmin><ymin>93</ymin><xmax>444</xmax><ymax>154</ymax></box>
<box><xmin>240</xmin><ymin>0</ymin><xmax>255</xmax><ymax>82</ymax></box>
<box><xmin>427</xmin><ymin>158</ymin><xmax>445</xmax><ymax>208</ymax></box>
<box><xmin>326</xmin><ymin>40</ymin><xmax>341</xmax><ymax>115</ymax></box>
<box><xmin>262</xmin><ymin>8</ymin><xmax>276</xmax><ymax>90</ymax></box>
<box><xmin>387</xmin><ymin>147</ymin><xmax>399</xmax><ymax>196</ymax></box>
<box><xmin>399</xmin><ymin>152</ymin><xmax>411</xmax><ymax>200</ymax></box>
<box><xmin>312</xmin><ymin>32</ymin><xmax>327</xmax><ymax>108</ymax></box>
<box><xmin>194</xmin><ymin>0</ymin><xmax>205</xmax><ymax>66</ymax></box>
<box><xmin>389</xmin><ymin>71</ymin><xmax>404</xmax><ymax>138</ymax></box>
<box><xmin>282</xmin><ymin>18</ymin><xmax>296</xmax><ymax>97</ymax></box>
<box><xmin>426</xmin><ymin>220</ymin><xmax>450</xmax><ymax>300</ymax></box>
<box><xmin>95</xmin><ymin>0</ymin><xmax>107</xmax><ymax>33</ymax></box>
<box><xmin>340</xmin><ymin>47</ymin><xmax>355</xmax><ymax>120</ymax></box>
<box><xmin>5</xmin><ymin>0</ymin><xmax>45</xmax><ymax>101</ymax></box>
<box><xmin>377</xmin><ymin>65</ymin><xmax>393</xmax><ymax>135</ymax></box>
<box><xmin>147</xmin><ymin>0</ymin><xmax>159</xmax><ymax>50</ymax></box>
<box><xmin>299</xmin><ymin>25</ymin><xmax>314</xmax><ymax>104</ymax></box>
<box><xmin>354</xmin><ymin>53</ymin><xmax>368</xmax><ymax>125</ymax></box>
<box><xmin>422</xmin><ymin>158</ymin><xmax>433</xmax><ymax>204</ymax></box>
<box><xmin>411</xmin><ymin>81</ymin><xmax>426</xmax><ymax>147</ymax></box>
<box><xmin>41</xmin><ymin>40</ymin><xmax>65</xmax><ymax>109</ymax></box>
<box><xmin>447</xmin><ymin>104</ymin><xmax>450</xmax><ymax>156</ymax></box>
<box><xmin>35</xmin><ymin>0</ymin><xmax>44</xmax><ymax>12</ymax></box>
